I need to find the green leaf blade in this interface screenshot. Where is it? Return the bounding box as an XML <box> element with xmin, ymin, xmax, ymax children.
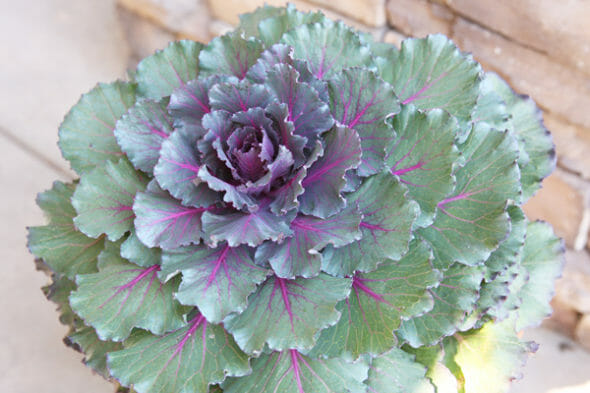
<box><xmin>136</xmin><ymin>40</ymin><xmax>203</xmax><ymax>99</ymax></box>
<box><xmin>58</xmin><ymin>81</ymin><xmax>137</xmax><ymax>174</ymax></box>
<box><xmin>162</xmin><ymin>244</ymin><xmax>271</xmax><ymax>324</ymax></box>
<box><xmin>70</xmin><ymin>242</ymin><xmax>186</xmax><ymax>342</ymax></box>
<box><xmin>379</xmin><ymin>35</ymin><xmax>481</xmax><ymax>128</ymax></box>
<box><xmin>72</xmin><ymin>159</ymin><xmax>147</xmax><ymax>241</ymax></box>
<box><xmin>418</xmin><ymin>123</ymin><xmax>521</xmax><ymax>268</ymax></box>
<box><xmin>223</xmin><ymin>274</ymin><xmax>351</xmax><ymax>354</ymax></box>
<box><xmin>223</xmin><ymin>350</ymin><xmax>369</xmax><ymax>393</ymax></box>
<box><xmin>108</xmin><ymin>315</ymin><xmax>251</xmax><ymax>393</ymax></box>
<box><xmin>28</xmin><ymin>181</ymin><xmax>104</xmax><ymax>279</ymax></box>
<box><xmin>367</xmin><ymin>348</ymin><xmax>435</xmax><ymax>393</ymax></box>
<box><xmin>311</xmin><ymin>240</ymin><xmax>441</xmax><ymax>359</ymax></box>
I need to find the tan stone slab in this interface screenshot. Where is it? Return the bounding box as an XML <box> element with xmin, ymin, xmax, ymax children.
<box><xmin>386</xmin><ymin>0</ymin><xmax>453</xmax><ymax>37</ymax></box>
<box><xmin>522</xmin><ymin>172</ymin><xmax>584</xmax><ymax>248</ymax></box>
<box><xmin>117</xmin><ymin>4</ymin><xmax>177</xmax><ymax>67</ymax></box>
<box><xmin>117</xmin><ymin>0</ymin><xmax>210</xmax><ymax>42</ymax></box>
<box><xmin>0</xmin><ymin>133</ymin><xmax>112</xmax><ymax>393</ymax></box>
<box><xmin>438</xmin><ymin>0</ymin><xmax>590</xmax><ymax>76</ymax></box>
<box><xmin>382</xmin><ymin>29</ymin><xmax>407</xmax><ymax>48</ymax></box>
<box><xmin>544</xmin><ymin>113</ymin><xmax>590</xmax><ymax>180</ymax></box>
<box><xmin>575</xmin><ymin>315</ymin><xmax>590</xmax><ymax>351</ymax></box>
<box><xmin>510</xmin><ymin>328</ymin><xmax>590</xmax><ymax>393</ymax></box>
<box><xmin>543</xmin><ymin>297</ymin><xmax>580</xmax><ymax>339</ymax></box>
<box><xmin>453</xmin><ymin>18</ymin><xmax>590</xmax><ymax>130</ymax></box>
<box><xmin>306</xmin><ymin>0</ymin><xmax>386</xmax><ymax>27</ymax></box>
<box><xmin>553</xmin><ymin>250</ymin><xmax>590</xmax><ymax>315</ymax></box>
<box><xmin>0</xmin><ymin>0</ymin><xmax>129</xmax><ymax>176</ymax></box>
<box><xmin>206</xmin><ymin>0</ymin><xmax>378</xmax><ymax>35</ymax></box>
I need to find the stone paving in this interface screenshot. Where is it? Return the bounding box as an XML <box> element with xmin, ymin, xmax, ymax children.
<box><xmin>0</xmin><ymin>1</ymin><xmax>588</xmax><ymax>392</ymax></box>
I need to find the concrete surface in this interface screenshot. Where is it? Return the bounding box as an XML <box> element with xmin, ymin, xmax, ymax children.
<box><xmin>0</xmin><ymin>1</ymin><xmax>588</xmax><ymax>392</ymax></box>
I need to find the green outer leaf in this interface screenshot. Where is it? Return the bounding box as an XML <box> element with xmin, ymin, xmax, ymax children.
<box><xmin>472</xmin><ymin>82</ymin><xmax>510</xmax><ymax>132</ymax></box>
<box><xmin>281</xmin><ymin>20</ymin><xmax>372</xmax><ymax>79</ymax></box>
<box><xmin>201</xmin><ymin>209</ymin><xmax>295</xmax><ymax>248</ymax></box>
<box><xmin>70</xmin><ymin>242</ymin><xmax>186</xmax><ymax>342</ymax></box>
<box><xmin>120</xmin><ymin>230</ymin><xmax>162</xmax><ymax>268</ymax></box>
<box><xmin>321</xmin><ymin>172</ymin><xmax>418</xmax><ymax>277</ymax></box>
<box><xmin>161</xmin><ymin>244</ymin><xmax>271</xmax><ymax>324</ymax></box>
<box><xmin>367</xmin><ymin>348</ymin><xmax>435</xmax><ymax>393</ymax></box>
<box><xmin>199</xmin><ymin>32</ymin><xmax>264</xmax><ymax>79</ymax></box>
<box><xmin>108</xmin><ymin>315</ymin><xmax>251</xmax><ymax>393</ymax></box>
<box><xmin>133</xmin><ymin>184</ymin><xmax>208</xmax><ymax>250</ymax></box>
<box><xmin>311</xmin><ymin>240</ymin><xmax>441</xmax><ymax>359</ymax></box>
<box><xmin>299</xmin><ymin>126</ymin><xmax>362</xmax><ymax>219</ymax></box>
<box><xmin>477</xmin><ymin>206</ymin><xmax>527</xmax><ymax>319</ymax></box>
<box><xmin>327</xmin><ymin>68</ymin><xmax>400</xmax><ymax>176</ymax></box>
<box><xmin>387</xmin><ymin>106</ymin><xmax>459</xmax><ymax>227</ymax></box>
<box><xmin>136</xmin><ymin>40</ymin><xmax>203</xmax><ymax>99</ymax></box>
<box><xmin>379</xmin><ymin>35</ymin><xmax>481</xmax><ymax>127</ymax></box>
<box><xmin>66</xmin><ymin>326</ymin><xmax>122</xmax><ymax>378</ymax></box>
<box><xmin>42</xmin><ymin>273</ymin><xmax>78</xmax><ymax>326</ymax></box>
<box><xmin>255</xmin><ymin>206</ymin><xmax>362</xmax><ymax>279</ymax></box>
<box><xmin>418</xmin><ymin>123</ymin><xmax>521</xmax><ymax>268</ymax></box>
<box><xmin>258</xmin><ymin>5</ymin><xmax>325</xmax><ymax>46</ymax></box>
<box><xmin>28</xmin><ymin>181</ymin><xmax>104</xmax><ymax>279</ymax></box>
<box><xmin>223</xmin><ymin>350</ymin><xmax>369</xmax><ymax>393</ymax></box>
<box><xmin>114</xmin><ymin>98</ymin><xmax>174</xmax><ymax>173</ymax></box>
<box><xmin>223</xmin><ymin>274</ymin><xmax>352</xmax><ymax>354</ymax></box>
<box><xmin>58</xmin><ymin>81</ymin><xmax>136</xmax><ymax>174</ymax></box>
<box><xmin>72</xmin><ymin>159</ymin><xmax>148</xmax><ymax>241</ymax></box>
<box><xmin>238</xmin><ymin>4</ymin><xmax>285</xmax><ymax>37</ymax></box>
<box><xmin>398</xmin><ymin>264</ymin><xmax>484</xmax><ymax>347</ymax></box>
<box><xmin>452</xmin><ymin>317</ymin><xmax>536</xmax><ymax>393</ymax></box>
<box><xmin>515</xmin><ymin>221</ymin><xmax>564</xmax><ymax>330</ymax></box>
<box><xmin>482</xmin><ymin>73</ymin><xmax>555</xmax><ymax>201</ymax></box>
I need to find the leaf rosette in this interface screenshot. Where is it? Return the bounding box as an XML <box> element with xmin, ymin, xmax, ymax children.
<box><xmin>29</xmin><ymin>5</ymin><xmax>563</xmax><ymax>393</ymax></box>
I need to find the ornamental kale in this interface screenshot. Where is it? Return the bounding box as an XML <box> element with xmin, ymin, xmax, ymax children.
<box><xmin>28</xmin><ymin>5</ymin><xmax>563</xmax><ymax>393</ymax></box>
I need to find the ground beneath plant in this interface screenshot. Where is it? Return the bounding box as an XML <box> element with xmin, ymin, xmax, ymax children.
<box><xmin>0</xmin><ymin>1</ymin><xmax>588</xmax><ymax>392</ymax></box>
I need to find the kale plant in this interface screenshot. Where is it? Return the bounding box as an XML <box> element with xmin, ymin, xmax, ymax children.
<box><xmin>28</xmin><ymin>5</ymin><xmax>563</xmax><ymax>393</ymax></box>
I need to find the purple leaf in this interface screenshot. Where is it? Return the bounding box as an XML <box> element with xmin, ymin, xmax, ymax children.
<box><xmin>299</xmin><ymin>126</ymin><xmax>362</xmax><ymax>218</ymax></box>
<box><xmin>154</xmin><ymin>127</ymin><xmax>219</xmax><ymax>208</ymax></box>
<box><xmin>168</xmin><ymin>75</ymin><xmax>227</xmax><ymax>136</ymax></box>
<box><xmin>265</xmin><ymin>103</ymin><xmax>307</xmax><ymax>167</ymax></box>
<box><xmin>197</xmin><ymin>166</ymin><xmax>258</xmax><ymax>211</ymax></box>
<box><xmin>161</xmin><ymin>244</ymin><xmax>271</xmax><ymax>323</ymax></box>
<box><xmin>209</xmin><ymin>80</ymin><xmax>272</xmax><ymax>113</ymax></box>
<box><xmin>328</xmin><ymin>69</ymin><xmax>400</xmax><ymax>176</ymax></box>
<box><xmin>133</xmin><ymin>182</ymin><xmax>212</xmax><ymax>249</ymax></box>
<box><xmin>114</xmin><ymin>99</ymin><xmax>174</xmax><ymax>173</ymax></box>
<box><xmin>246</xmin><ymin>43</ymin><xmax>329</xmax><ymax>102</ymax></box>
<box><xmin>268</xmin><ymin>141</ymin><xmax>323</xmax><ymax>215</ymax></box>
<box><xmin>201</xmin><ymin>208</ymin><xmax>295</xmax><ymax>248</ymax></box>
<box><xmin>265</xmin><ymin>63</ymin><xmax>334</xmax><ymax>146</ymax></box>
<box><xmin>255</xmin><ymin>206</ymin><xmax>362</xmax><ymax>279</ymax></box>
